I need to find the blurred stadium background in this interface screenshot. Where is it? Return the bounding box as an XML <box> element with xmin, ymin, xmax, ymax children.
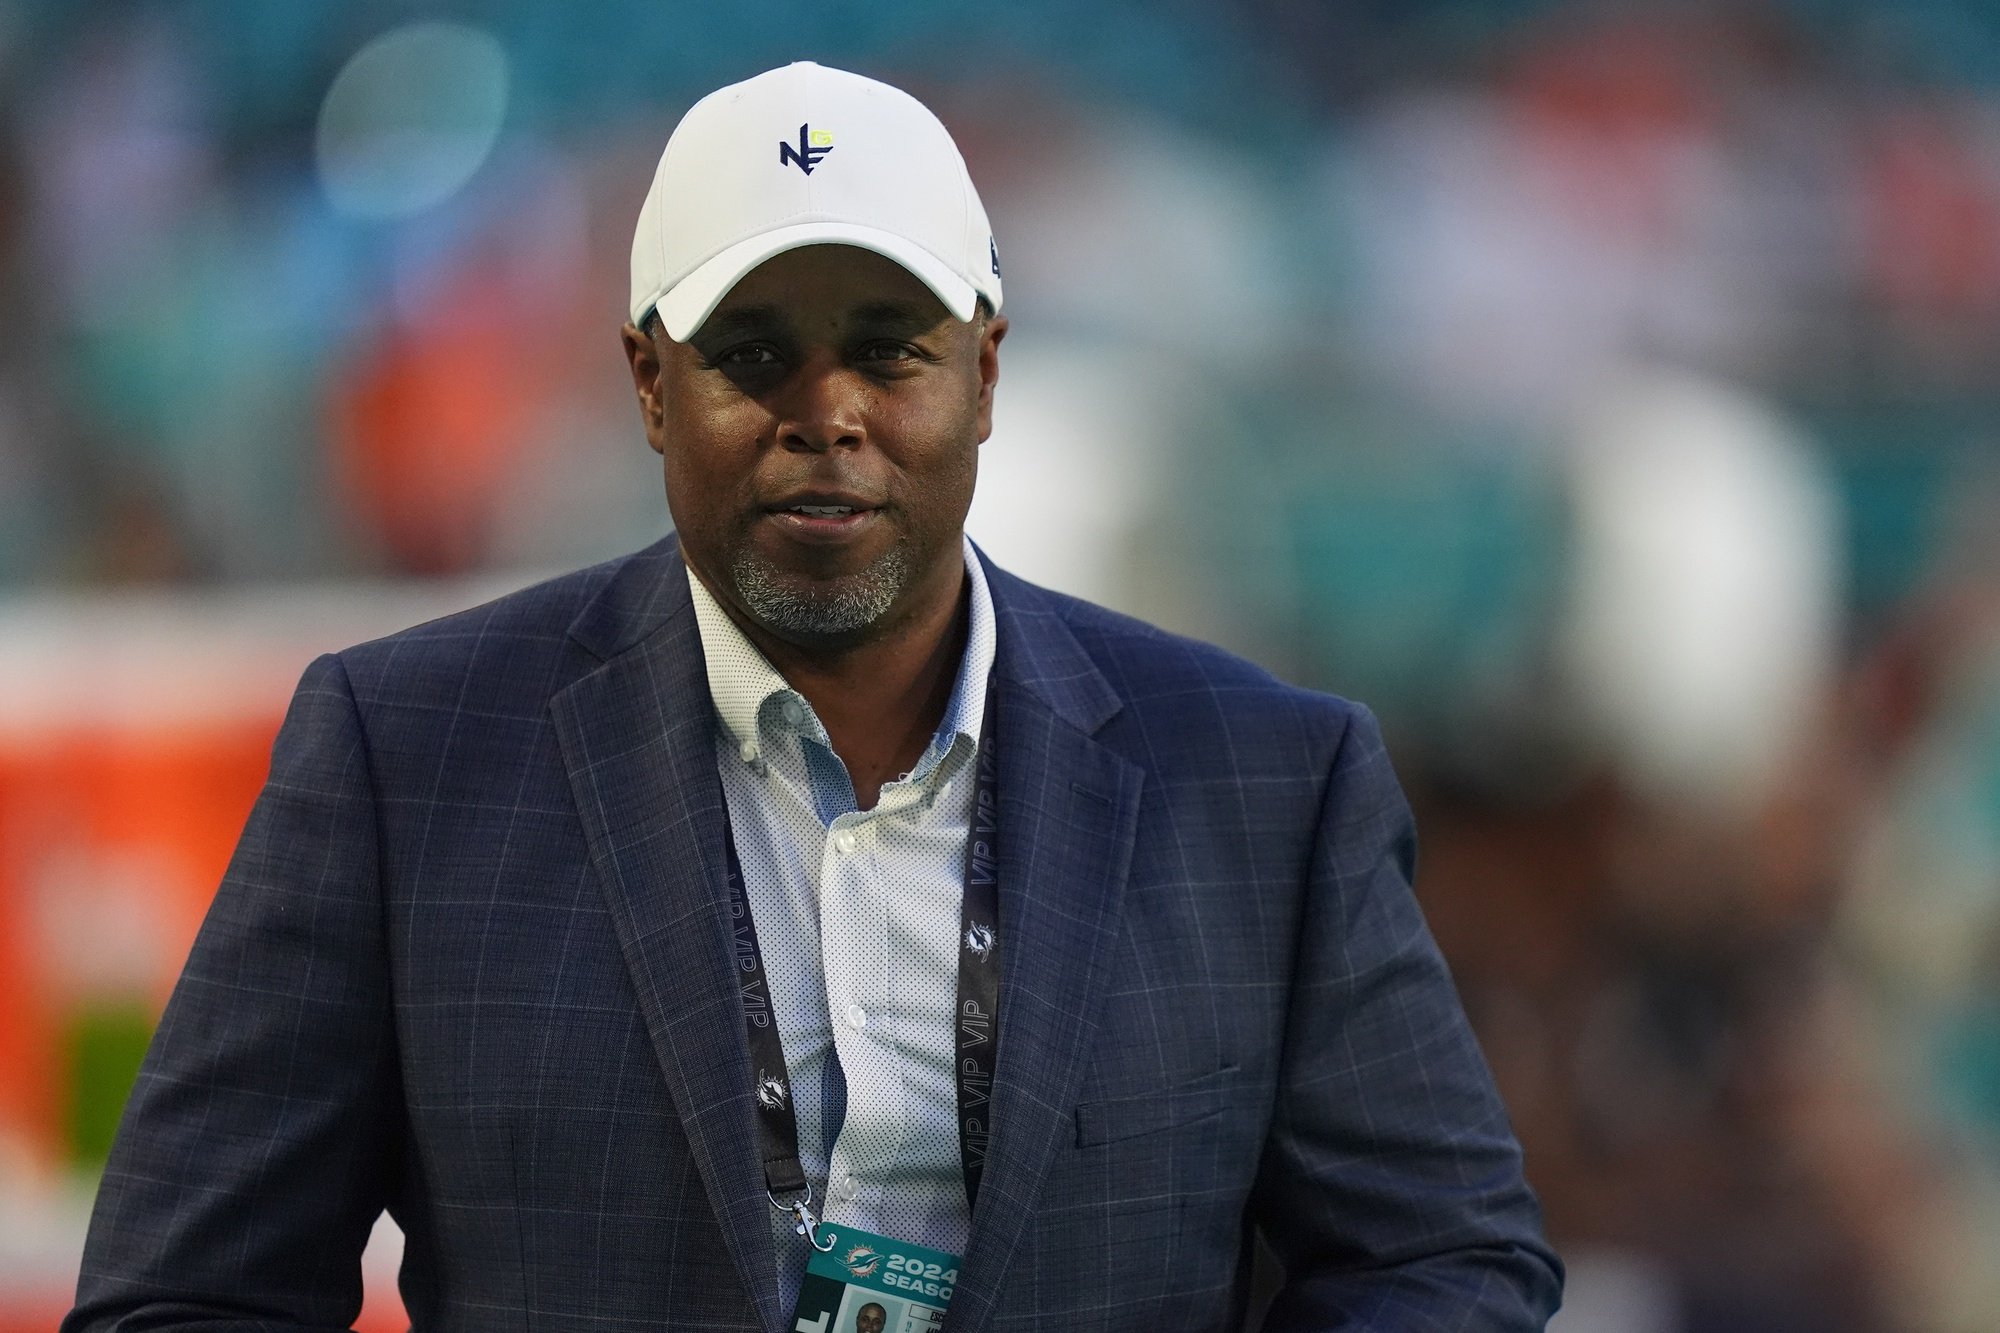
<box><xmin>5</xmin><ymin>1</ymin><xmax>2000</xmax><ymax>1328</ymax></box>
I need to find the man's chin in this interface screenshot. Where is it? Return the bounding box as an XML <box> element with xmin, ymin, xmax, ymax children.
<box><xmin>729</xmin><ymin>547</ymin><xmax>910</xmax><ymax>643</ymax></box>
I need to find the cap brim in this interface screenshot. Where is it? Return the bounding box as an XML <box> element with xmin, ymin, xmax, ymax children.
<box><xmin>651</xmin><ymin>221</ymin><xmax>979</xmax><ymax>341</ymax></box>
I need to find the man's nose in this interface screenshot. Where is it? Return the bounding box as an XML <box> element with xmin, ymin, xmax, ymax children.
<box><xmin>771</xmin><ymin>356</ymin><xmax>866</xmax><ymax>452</ymax></box>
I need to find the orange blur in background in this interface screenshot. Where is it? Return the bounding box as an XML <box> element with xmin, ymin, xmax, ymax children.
<box><xmin>0</xmin><ymin>702</ymin><xmax>409</xmax><ymax>1330</ymax></box>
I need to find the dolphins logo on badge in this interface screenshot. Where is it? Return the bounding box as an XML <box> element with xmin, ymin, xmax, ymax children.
<box><xmin>963</xmin><ymin>922</ymin><xmax>996</xmax><ymax>958</ymax></box>
<box><xmin>843</xmin><ymin>1242</ymin><xmax>882</xmax><ymax>1278</ymax></box>
<box><xmin>755</xmin><ymin>1071</ymin><xmax>789</xmax><ymax>1110</ymax></box>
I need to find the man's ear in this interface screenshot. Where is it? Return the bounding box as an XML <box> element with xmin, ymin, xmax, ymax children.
<box><xmin>620</xmin><ymin>320</ymin><xmax>668</xmax><ymax>456</ymax></box>
<box><xmin>974</xmin><ymin>313</ymin><xmax>1007</xmax><ymax>445</ymax></box>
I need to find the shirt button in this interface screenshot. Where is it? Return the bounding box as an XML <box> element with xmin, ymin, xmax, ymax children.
<box><xmin>844</xmin><ymin>1004</ymin><xmax>867</xmax><ymax>1029</ymax></box>
<box><xmin>833</xmin><ymin>829</ymin><xmax>858</xmax><ymax>854</ymax></box>
<box><xmin>781</xmin><ymin>698</ymin><xmax>806</xmax><ymax>728</ymax></box>
<box><xmin>738</xmin><ymin>740</ymin><xmax>759</xmax><ymax>765</ymax></box>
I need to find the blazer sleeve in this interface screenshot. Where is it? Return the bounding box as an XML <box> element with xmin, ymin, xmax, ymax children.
<box><xmin>1249</xmin><ymin>703</ymin><xmax>1564</xmax><ymax>1331</ymax></box>
<box><xmin>65</xmin><ymin>653</ymin><xmax>401</xmax><ymax>1332</ymax></box>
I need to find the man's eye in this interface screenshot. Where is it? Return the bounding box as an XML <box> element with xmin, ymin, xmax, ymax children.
<box><xmin>859</xmin><ymin>342</ymin><xmax>921</xmax><ymax>364</ymax></box>
<box><xmin>718</xmin><ymin>345</ymin><xmax>780</xmax><ymax>366</ymax></box>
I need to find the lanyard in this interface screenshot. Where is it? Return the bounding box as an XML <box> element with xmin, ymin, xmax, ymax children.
<box><xmin>720</xmin><ymin>683</ymin><xmax>1000</xmax><ymax>1249</ymax></box>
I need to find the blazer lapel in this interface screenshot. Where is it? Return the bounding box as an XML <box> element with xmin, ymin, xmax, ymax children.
<box><xmin>947</xmin><ymin>559</ymin><xmax>1145</xmax><ymax>1333</ymax></box>
<box><xmin>549</xmin><ymin>536</ymin><xmax>782</xmax><ymax>1332</ymax></box>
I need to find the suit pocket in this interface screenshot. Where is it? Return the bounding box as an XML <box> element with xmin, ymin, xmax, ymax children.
<box><xmin>1073</xmin><ymin>1064</ymin><xmax>1243</xmax><ymax>1146</ymax></box>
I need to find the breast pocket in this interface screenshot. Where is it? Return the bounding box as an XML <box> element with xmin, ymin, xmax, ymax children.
<box><xmin>1073</xmin><ymin>1064</ymin><xmax>1243</xmax><ymax>1146</ymax></box>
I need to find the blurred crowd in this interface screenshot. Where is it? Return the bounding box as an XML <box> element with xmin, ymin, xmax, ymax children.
<box><xmin>5</xmin><ymin>1</ymin><xmax>2000</xmax><ymax>1329</ymax></box>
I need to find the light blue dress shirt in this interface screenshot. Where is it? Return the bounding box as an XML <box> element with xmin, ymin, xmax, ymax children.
<box><xmin>686</xmin><ymin>536</ymin><xmax>996</xmax><ymax>1309</ymax></box>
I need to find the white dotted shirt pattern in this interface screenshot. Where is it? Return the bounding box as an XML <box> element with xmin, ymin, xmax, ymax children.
<box><xmin>685</xmin><ymin>536</ymin><xmax>995</xmax><ymax>1310</ymax></box>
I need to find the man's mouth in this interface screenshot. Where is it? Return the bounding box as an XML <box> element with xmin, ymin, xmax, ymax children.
<box><xmin>762</xmin><ymin>495</ymin><xmax>881</xmax><ymax>542</ymax></box>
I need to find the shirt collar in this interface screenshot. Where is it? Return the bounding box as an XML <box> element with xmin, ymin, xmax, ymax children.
<box><xmin>686</xmin><ymin>534</ymin><xmax>996</xmax><ymax>771</ymax></box>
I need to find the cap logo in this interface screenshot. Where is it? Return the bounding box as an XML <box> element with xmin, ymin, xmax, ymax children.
<box><xmin>779</xmin><ymin>123</ymin><xmax>834</xmax><ymax>175</ymax></box>
<box><xmin>989</xmin><ymin>236</ymin><xmax>1001</xmax><ymax>277</ymax></box>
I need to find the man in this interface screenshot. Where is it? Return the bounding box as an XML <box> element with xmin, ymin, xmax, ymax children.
<box><xmin>856</xmin><ymin>1303</ymin><xmax>888</xmax><ymax>1333</ymax></box>
<box><xmin>68</xmin><ymin>62</ymin><xmax>1561</xmax><ymax>1331</ymax></box>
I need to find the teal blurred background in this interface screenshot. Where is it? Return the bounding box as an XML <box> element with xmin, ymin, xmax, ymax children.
<box><xmin>6</xmin><ymin>1</ymin><xmax>2000</xmax><ymax>1329</ymax></box>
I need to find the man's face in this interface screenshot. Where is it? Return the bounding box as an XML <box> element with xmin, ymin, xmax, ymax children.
<box><xmin>622</xmin><ymin>244</ymin><xmax>1006</xmax><ymax>650</ymax></box>
<box><xmin>856</xmin><ymin>1303</ymin><xmax>887</xmax><ymax>1333</ymax></box>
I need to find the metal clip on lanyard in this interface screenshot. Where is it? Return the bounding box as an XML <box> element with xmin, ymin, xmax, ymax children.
<box><xmin>773</xmin><ymin>1183</ymin><xmax>834</xmax><ymax>1254</ymax></box>
<box><xmin>721</xmin><ymin>682</ymin><xmax>1002</xmax><ymax>1252</ymax></box>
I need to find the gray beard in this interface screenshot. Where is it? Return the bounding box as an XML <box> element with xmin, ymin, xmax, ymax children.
<box><xmin>729</xmin><ymin>541</ymin><xmax>912</xmax><ymax>640</ymax></box>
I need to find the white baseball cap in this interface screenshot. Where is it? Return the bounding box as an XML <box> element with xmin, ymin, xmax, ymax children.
<box><xmin>630</xmin><ymin>61</ymin><xmax>1003</xmax><ymax>341</ymax></box>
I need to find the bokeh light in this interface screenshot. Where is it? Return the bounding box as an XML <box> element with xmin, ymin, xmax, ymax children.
<box><xmin>314</xmin><ymin>22</ymin><xmax>508</xmax><ymax>221</ymax></box>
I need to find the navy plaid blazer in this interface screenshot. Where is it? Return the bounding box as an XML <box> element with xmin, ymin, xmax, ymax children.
<box><xmin>68</xmin><ymin>535</ymin><xmax>1561</xmax><ymax>1332</ymax></box>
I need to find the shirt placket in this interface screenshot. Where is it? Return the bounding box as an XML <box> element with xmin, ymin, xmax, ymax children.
<box><xmin>820</xmin><ymin>795</ymin><xmax>895</xmax><ymax>1211</ymax></box>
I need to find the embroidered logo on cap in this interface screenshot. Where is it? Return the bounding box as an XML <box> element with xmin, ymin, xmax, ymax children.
<box><xmin>780</xmin><ymin>123</ymin><xmax>834</xmax><ymax>175</ymax></box>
